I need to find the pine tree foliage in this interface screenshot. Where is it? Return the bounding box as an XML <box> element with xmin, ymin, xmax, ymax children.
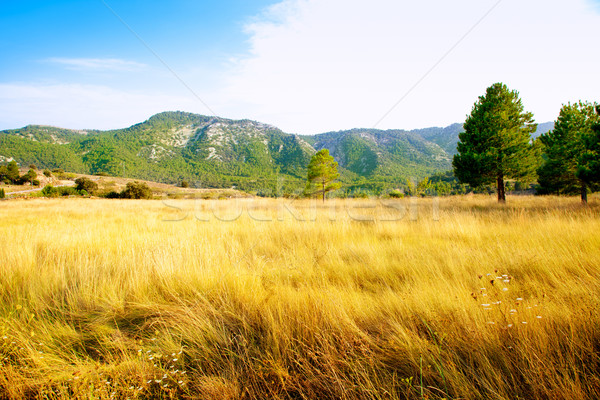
<box><xmin>453</xmin><ymin>83</ymin><xmax>537</xmax><ymax>202</ymax></box>
<box><xmin>537</xmin><ymin>101</ymin><xmax>599</xmax><ymax>201</ymax></box>
<box><xmin>577</xmin><ymin>105</ymin><xmax>600</xmax><ymax>197</ymax></box>
<box><xmin>305</xmin><ymin>149</ymin><xmax>341</xmax><ymax>202</ymax></box>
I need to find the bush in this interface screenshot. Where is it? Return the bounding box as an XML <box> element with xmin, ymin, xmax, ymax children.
<box><xmin>0</xmin><ymin>188</ymin><xmax>5</xmax><ymax>199</ymax></box>
<box><xmin>388</xmin><ymin>190</ymin><xmax>404</xmax><ymax>198</ymax></box>
<box><xmin>52</xmin><ymin>168</ymin><xmax>64</xmax><ymax>174</ymax></box>
<box><xmin>29</xmin><ymin>164</ymin><xmax>37</xmax><ymax>170</ymax></box>
<box><xmin>43</xmin><ymin>169</ymin><xmax>52</xmax><ymax>177</ymax></box>
<box><xmin>41</xmin><ymin>185</ymin><xmax>59</xmax><ymax>198</ymax></box>
<box><xmin>58</xmin><ymin>187</ymin><xmax>78</xmax><ymax>196</ymax></box>
<box><xmin>75</xmin><ymin>177</ymin><xmax>99</xmax><ymax>195</ymax></box>
<box><xmin>103</xmin><ymin>191</ymin><xmax>121</xmax><ymax>199</ymax></box>
<box><xmin>32</xmin><ymin>179</ymin><xmax>40</xmax><ymax>187</ymax></box>
<box><xmin>180</xmin><ymin>180</ymin><xmax>190</xmax><ymax>188</ymax></box>
<box><xmin>120</xmin><ymin>181</ymin><xmax>153</xmax><ymax>199</ymax></box>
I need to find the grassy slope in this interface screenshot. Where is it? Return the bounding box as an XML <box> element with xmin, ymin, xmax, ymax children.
<box><xmin>2</xmin><ymin>168</ymin><xmax>249</xmax><ymax>200</ymax></box>
<box><xmin>0</xmin><ymin>197</ymin><xmax>599</xmax><ymax>399</ymax></box>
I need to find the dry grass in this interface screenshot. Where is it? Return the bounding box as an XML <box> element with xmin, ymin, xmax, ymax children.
<box><xmin>0</xmin><ymin>195</ymin><xmax>599</xmax><ymax>399</ymax></box>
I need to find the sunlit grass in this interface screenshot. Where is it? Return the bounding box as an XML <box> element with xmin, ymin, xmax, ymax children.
<box><xmin>1</xmin><ymin>195</ymin><xmax>599</xmax><ymax>399</ymax></box>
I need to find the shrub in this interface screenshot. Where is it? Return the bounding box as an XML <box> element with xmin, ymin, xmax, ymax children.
<box><xmin>388</xmin><ymin>190</ymin><xmax>404</xmax><ymax>198</ymax></box>
<box><xmin>180</xmin><ymin>180</ymin><xmax>190</xmax><ymax>188</ymax></box>
<box><xmin>0</xmin><ymin>188</ymin><xmax>4</xmax><ymax>199</ymax></box>
<box><xmin>351</xmin><ymin>191</ymin><xmax>370</xmax><ymax>199</ymax></box>
<box><xmin>52</xmin><ymin>168</ymin><xmax>64</xmax><ymax>174</ymax></box>
<box><xmin>41</xmin><ymin>185</ymin><xmax>59</xmax><ymax>198</ymax></box>
<box><xmin>29</xmin><ymin>164</ymin><xmax>37</xmax><ymax>170</ymax></box>
<box><xmin>121</xmin><ymin>181</ymin><xmax>153</xmax><ymax>199</ymax></box>
<box><xmin>103</xmin><ymin>191</ymin><xmax>121</xmax><ymax>199</ymax></box>
<box><xmin>43</xmin><ymin>169</ymin><xmax>52</xmax><ymax>177</ymax></box>
<box><xmin>32</xmin><ymin>179</ymin><xmax>40</xmax><ymax>187</ymax></box>
<box><xmin>75</xmin><ymin>177</ymin><xmax>99</xmax><ymax>195</ymax></box>
<box><xmin>58</xmin><ymin>187</ymin><xmax>78</xmax><ymax>196</ymax></box>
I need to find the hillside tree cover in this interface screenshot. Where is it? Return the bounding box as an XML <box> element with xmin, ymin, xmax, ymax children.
<box><xmin>453</xmin><ymin>83</ymin><xmax>538</xmax><ymax>202</ymax></box>
<box><xmin>537</xmin><ymin>102</ymin><xmax>600</xmax><ymax>202</ymax></box>
<box><xmin>305</xmin><ymin>149</ymin><xmax>341</xmax><ymax>202</ymax></box>
<box><xmin>0</xmin><ymin>112</ymin><xmax>462</xmax><ymax>195</ymax></box>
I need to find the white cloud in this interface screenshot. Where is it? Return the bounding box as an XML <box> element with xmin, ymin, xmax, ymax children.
<box><xmin>46</xmin><ymin>57</ymin><xmax>147</xmax><ymax>71</ymax></box>
<box><xmin>3</xmin><ymin>1</ymin><xmax>599</xmax><ymax>133</ymax></box>
<box><xmin>0</xmin><ymin>83</ymin><xmax>198</xmax><ymax>130</ymax></box>
<box><xmin>219</xmin><ymin>0</ymin><xmax>600</xmax><ymax>134</ymax></box>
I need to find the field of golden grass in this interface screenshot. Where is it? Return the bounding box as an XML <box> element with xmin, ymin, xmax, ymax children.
<box><xmin>1</xmin><ymin>196</ymin><xmax>599</xmax><ymax>399</ymax></box>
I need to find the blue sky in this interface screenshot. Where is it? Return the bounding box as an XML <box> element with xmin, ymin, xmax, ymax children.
<box><xmin>1</xmin><ymin>0</ymin><xmax>600</xmax><ymax>133</ymax></box>
<box><xmin>1</xmin><ymin>1</ymin><xmax>272</xmax><ymax>76</ymax></box>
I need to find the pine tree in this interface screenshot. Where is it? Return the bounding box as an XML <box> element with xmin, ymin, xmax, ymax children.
<box><xmin>537</xmin><ymin>101</ymin><xmax>599</xmax><ymax>202</ymax></box>
<box><xmin>6</xmin><ymin>161</ymin><xmax>20</xmax><ymax>184</ymax></box>
<box><xmin>577</xmin><ymin>105</ymin><xmax>600</xmax><ymax>200</ymax></box>
<box><xmin>453</xmin><ymin>83</ymin><xmax>537</xmax><ymax>202</ymax></box>
<box><xmin>305</xmin><ymin>149</ymin><xmax>341</xmax><ymax>202</ymax></box>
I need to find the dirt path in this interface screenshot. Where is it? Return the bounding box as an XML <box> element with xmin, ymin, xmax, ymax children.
<box><xmin>6</xmin><ymin>183</ymin><xmax>75</xmax><ymax>197</ymax></box>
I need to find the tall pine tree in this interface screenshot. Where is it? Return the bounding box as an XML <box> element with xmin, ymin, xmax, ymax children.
<box><xmin>576</xmin><ymin>105</ymin><xmax>600</xmax><ymax>201</ymax></box>
<box><xmin>538</xmin><ymin>101</ymin><xmax>599</xmax><ymax>202</ymax></box>
<box><xmin>453</xmin><ymin>83</ymin><xmax>537</xmax><ymax>202</ymax></box>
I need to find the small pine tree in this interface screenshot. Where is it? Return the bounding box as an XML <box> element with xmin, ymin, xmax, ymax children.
<box><xmin>6</xmin><ymin>161</ymin><xmax>20</xmax><ymax>184</ymax></box>
<box><xmin>22</xmin><ymin>168</ymin><xmax>37</xmax><ymax>184</ymax></box>
<box><xmin>305</xmin><ymin>149</ymin><xmax>341</xmax><ymax>202</ymax></box>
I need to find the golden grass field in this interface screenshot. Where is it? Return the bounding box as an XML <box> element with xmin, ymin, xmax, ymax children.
<box><xmin>1</xmin><ymin>195</ymin><xmax>599</xmax><ymax>399</ymax></box>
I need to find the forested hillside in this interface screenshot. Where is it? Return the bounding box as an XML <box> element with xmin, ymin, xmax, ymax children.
<box><xmin>0</xmin><ymin>111</ymin><xmax>554</xmax><ymax>194</ymax></box>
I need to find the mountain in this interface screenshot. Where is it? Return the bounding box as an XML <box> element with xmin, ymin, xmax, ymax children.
<box><xmin>411</xmin><ymin>123</ymin><xmax>464</xmax><ymax>156</ymax></box>
<box><xmin>0</xmin><ymin>111</ymin><xmax>555</xmax><ymax>194</ymax></box>
<box><xmin>0</xmin><ymin>112</ymin><xmax>314</xmax><ymax>194</ymax></box>
<box><xmin>532</xmin><ymin>121</ymin><xmax>554</xmax><ymax>138</ymax></box>
<box><xmin>304</xmin><ymin>128</ymin><xmax>451</xmax><ymax>179</ymax></box>
<box><xmin>405</xmin><ymin>121</ymin><xmax>553</xmax><ymax>156</ymax></box>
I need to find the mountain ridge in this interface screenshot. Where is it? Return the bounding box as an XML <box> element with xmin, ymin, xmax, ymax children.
<box><xmin>0</xmin><ymin>111</ymin><xmax>554</xmax><ymax>194</ymax></box>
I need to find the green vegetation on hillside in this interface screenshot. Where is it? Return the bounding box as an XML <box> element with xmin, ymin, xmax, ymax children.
<box><xmin>0</xmin><ymin>108</ymin><xmax>589</xmax><ymax>200</ymax></box>
<box><xmin>0</xmin><ymin>112</ymin><xmax>464</xmax><ymax>195</ymax></box>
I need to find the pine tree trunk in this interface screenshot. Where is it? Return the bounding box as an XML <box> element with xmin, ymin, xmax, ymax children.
<box><xmin>497</xmin><ymin>175</ymin><xmax>506</xmax><ymax>203</ymax></box>
<box><xmin>581</xmin><ymin>183</ymin><xmax>588</xmax><ymax>203</ymax></box>
<box><xmin>322</xmin><ymin>181</ymin><xmax>325</xmax><ymax>203</ymax></box>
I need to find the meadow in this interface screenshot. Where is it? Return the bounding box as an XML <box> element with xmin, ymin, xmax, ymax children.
<box><xmin>0</xmin><ymin>196</ymin><xmax>599</xmax><ymax>399</ymax></box>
